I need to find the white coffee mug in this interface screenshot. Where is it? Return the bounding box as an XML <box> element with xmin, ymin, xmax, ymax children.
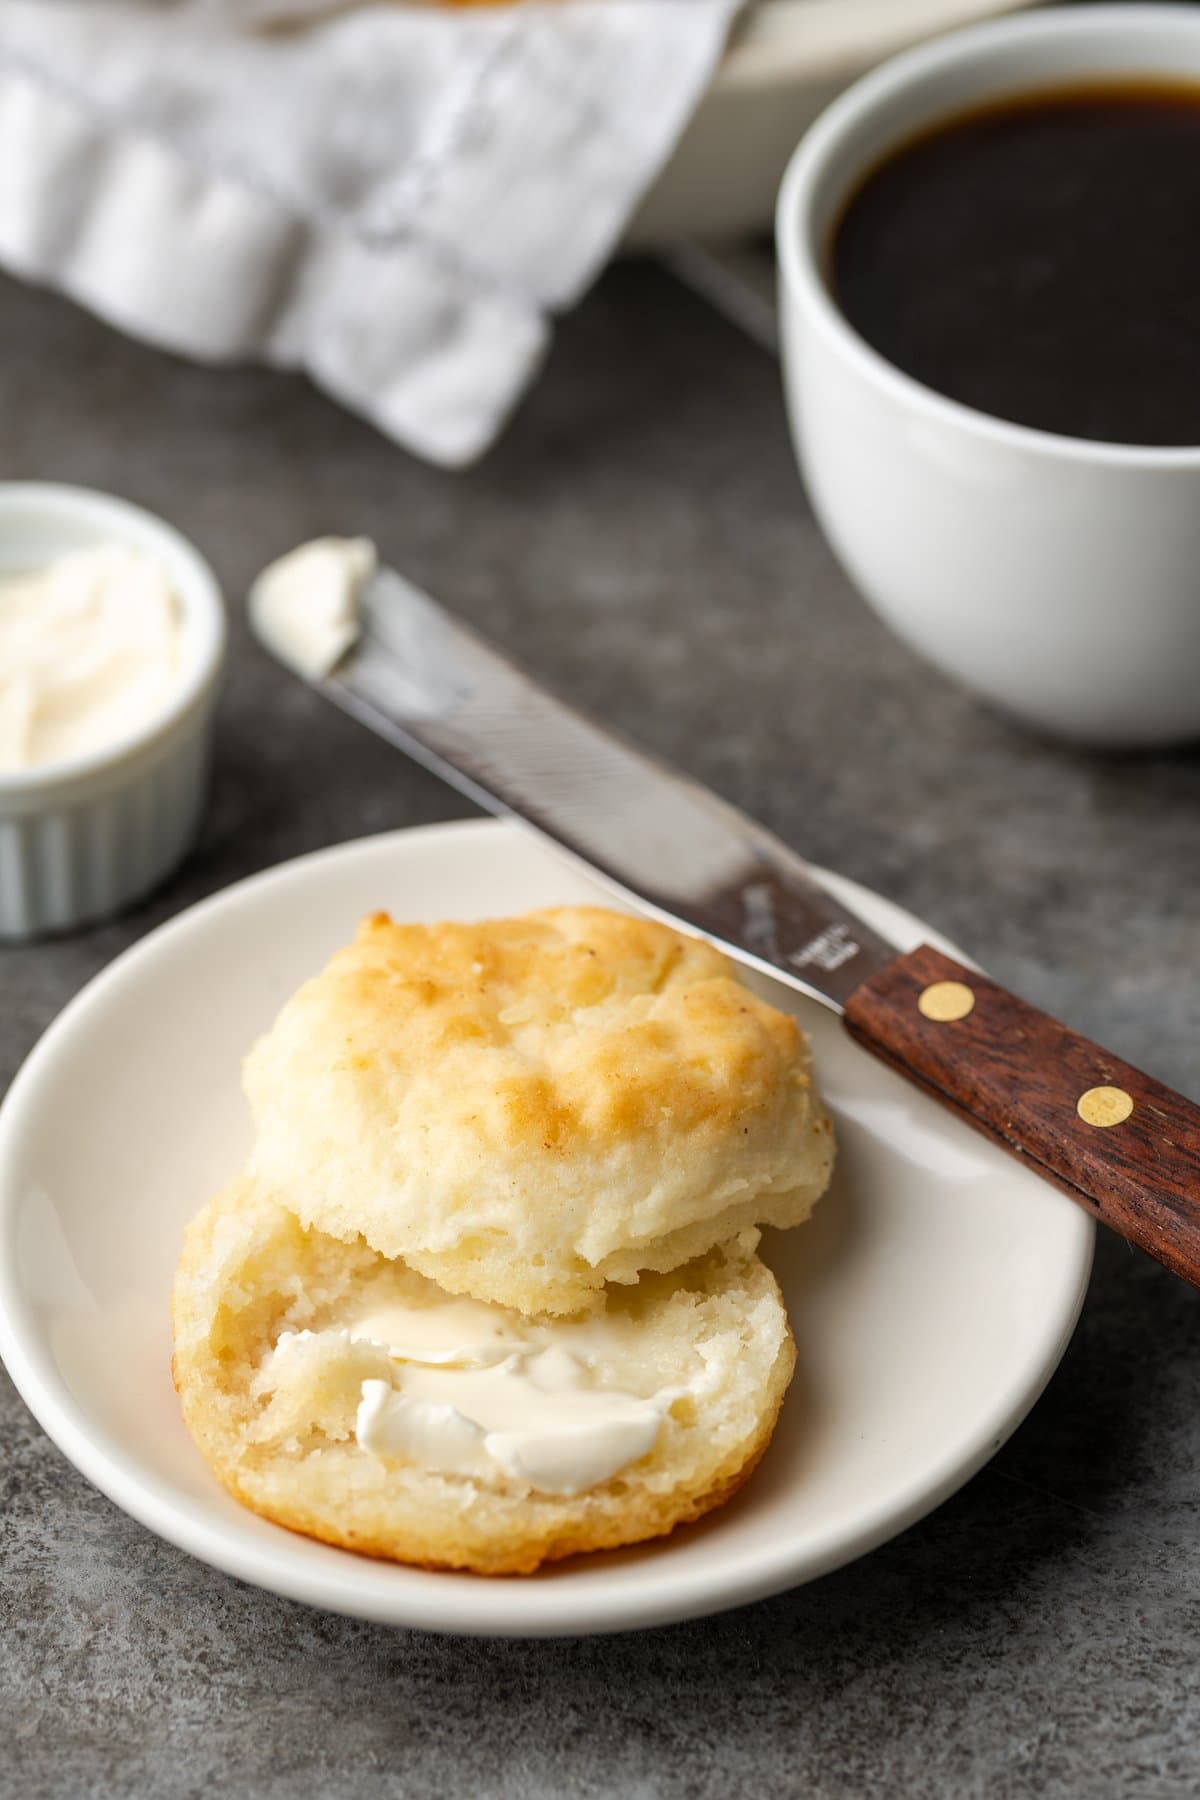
<box><xmin>777</xmin><ymin>5</ymin><xmax>1200</xmax><ymax>748</ymax></box>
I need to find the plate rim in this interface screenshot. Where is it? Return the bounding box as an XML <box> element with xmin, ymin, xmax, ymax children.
<box><xmin>0</xmin><ymin>819</ymin><xmax>1094</xmax><ymax>1636</ymax></box>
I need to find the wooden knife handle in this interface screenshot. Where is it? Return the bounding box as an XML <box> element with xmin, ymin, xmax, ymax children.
<box><xmin>843</xmin><ymin>943</ymin><xmax>1200</xmax><ymax>1288</ymax></box>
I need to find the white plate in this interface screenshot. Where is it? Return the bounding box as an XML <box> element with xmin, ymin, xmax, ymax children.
<box><xmin>631</xmin><ymin>0</ymin><xmax>1035</xmax><ymax>243</ymax></box>
<box><xmin>0</xmin><ymin>820</ymin><xmax>1091</xmax><ymax>1637</ymax></box>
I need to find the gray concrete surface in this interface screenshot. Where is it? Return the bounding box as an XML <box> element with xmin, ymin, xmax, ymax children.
<box><xmin>3</xmin><ymin>257</ymin><xmax>1200</xmax><ymax>1799</ymax></box>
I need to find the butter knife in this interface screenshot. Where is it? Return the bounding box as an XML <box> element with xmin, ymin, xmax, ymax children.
<box><xmin>279</xmin><ymin>563</ymin><xmax>1200</xmax><ymax>1291</ymax></box>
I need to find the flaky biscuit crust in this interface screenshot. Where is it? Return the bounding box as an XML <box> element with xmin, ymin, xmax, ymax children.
<box><xmin>244</xmin><ymin>907</ymin><xmax>834</xmax><ymax>1314</ymax></box>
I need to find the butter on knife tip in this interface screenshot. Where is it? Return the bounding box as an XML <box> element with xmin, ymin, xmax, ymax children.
<box><xmin>248</xmin><ymin>536</ymin><xmax>375</xmax><ymax>681</ymax></box>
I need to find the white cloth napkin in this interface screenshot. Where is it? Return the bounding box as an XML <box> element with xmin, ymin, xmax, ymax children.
<box><xmin>0</xmin><ymin>0</ymin><xmax>741</xmax><ymax>464</ymax></box>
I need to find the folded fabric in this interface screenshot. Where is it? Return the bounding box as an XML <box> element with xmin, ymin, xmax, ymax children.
<box><xmin>0</xmin><ymin>0</ymin><xmax>741</xmax><ymax>464</ymax></box>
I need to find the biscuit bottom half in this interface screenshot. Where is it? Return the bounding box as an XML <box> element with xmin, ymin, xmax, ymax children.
<box><xmin>172</xmin><ymin>1181</ymin><xmax>797</xmax><ymax>1576</ymax></box>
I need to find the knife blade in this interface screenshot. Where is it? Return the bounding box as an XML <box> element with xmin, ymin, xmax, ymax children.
<box><xmin>323</xmin><ymin>566</ymin><xmax>895</xmax><ymax>1011</ymax></box>
<box><xmin>279</xmin><ymin>559</ymin><xmax>1200</xmax><ymax>1295</ymax></box>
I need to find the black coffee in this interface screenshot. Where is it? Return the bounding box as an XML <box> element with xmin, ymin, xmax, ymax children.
<box><xmin>830</xmin><ymin>84</ymin><xmax>1200</xmax><ymax>446</ymax></box>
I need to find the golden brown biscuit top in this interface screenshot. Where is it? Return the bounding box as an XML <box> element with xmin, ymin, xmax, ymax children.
<box><xmin>333</xmin><ymin>906</ymin><xmax>798</xmax><ymax>1143</ymax></box>
<box><xmin>244</xmin><ymin>905</ymin><xmax>831</xmax><ymax>1314</ymax></box>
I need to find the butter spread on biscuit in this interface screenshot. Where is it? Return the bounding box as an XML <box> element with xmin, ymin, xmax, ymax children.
<box><xmin>273</xmin><ymin>1292</ymin><xmax>699</xmax><ymax>1497</ymax></box>
<box><xmin>350</xmin><ymin>1298</ymin><xmax>532</xmax><ymax>1368</ymax></box>
<box><xmin>247</xmin><ymin>536</ymin><xmax>375</xmax><ymax>680</ymax></box>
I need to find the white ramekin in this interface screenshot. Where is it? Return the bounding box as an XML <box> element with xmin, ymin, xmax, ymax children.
<box><xmin>776</xmin><ymin>5</ymin><xmax>1200</xmax><ymax>748</ymax></box>
<box><xmin>0</xmin><ymin>484</ymin><xmax>225</xmax><ymax>939</ymax></box>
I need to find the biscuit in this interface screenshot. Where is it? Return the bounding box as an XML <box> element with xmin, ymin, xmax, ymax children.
<box><xmin>172</xmin><ymin>1181</ymin><xmax>796</xmax><ymax>1576</ymax></box>
<box><xmin>243</xmin><ymin>907</ymin><xmax>834</xmax><ymax>1315</ymax></box>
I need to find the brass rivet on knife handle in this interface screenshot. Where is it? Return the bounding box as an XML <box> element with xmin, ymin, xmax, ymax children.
<box><xmin>917</xmin><ymin>979</ymin><xmax>976</xmax><ymax>1023</ymax></box>
<box><xmin>843</xmin><ymin>942</ymin><xmax>1200</xmax><ymax>1292</ymax></box>
<box><xmin>1077</xmin><ymin>1086</ymin><xmax>1135</xmax><ymax>1128</ymax></box>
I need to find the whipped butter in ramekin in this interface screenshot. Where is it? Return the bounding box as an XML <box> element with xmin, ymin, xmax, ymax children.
<box><xmin>0</xmin><ymin>485</ymin><xmax>225</xmax><ymax>939</ymax></box>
